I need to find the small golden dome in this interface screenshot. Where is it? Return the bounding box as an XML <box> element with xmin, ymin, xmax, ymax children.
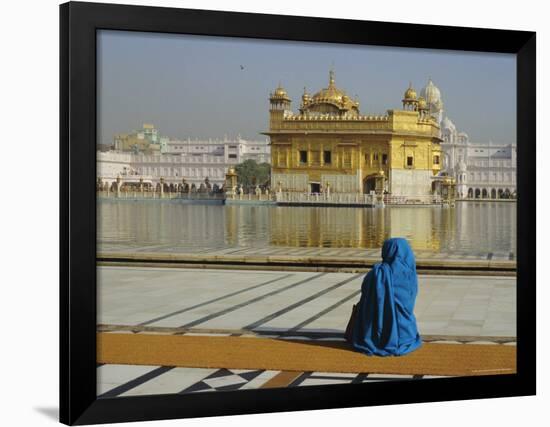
<box><xmin>271</xmin><ymin>83</ymin><xmax>290</xmax><ymax>101</ymax></box>
<box><xmin>274</xmin><ymin>86</ymin><xmax>287</xmax><ymax>97</ymax></box>
<box><xmin>403</xmin><ymin>83</ymin><xmax>417</xmax><ymax>100</ymax></box>
<box><xmin>302</xmin><ymin>87</ymin><xmax>311</xmax><ymax>103</ymax></box>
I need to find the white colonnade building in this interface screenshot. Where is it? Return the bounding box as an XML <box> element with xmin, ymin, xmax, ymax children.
<box><xmin>97</xmin><ymin>135</ymin><xmax>270</xmax><ymax>190</ymax></box>
<box><xmin>421</xmin><ymin>79</ymin><xmax>517</xmax><ymax>199</ymax></box>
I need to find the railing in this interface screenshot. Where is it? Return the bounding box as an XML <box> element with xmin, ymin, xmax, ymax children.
<box><xmin>383</xmin><ymin>194</ymin><xmax>443</xmax><ymax>205</ymax></box>
<box><xmin>97</xmin><ymin>190</ymin><xmax>225</xmax><ymax>200</ymax></box>
<box><xmin>97</xmin><ymin>190</ymin><xmax>446</xmax><ymax>205</ymax></box>
<box><xmin>225</xmin><ymin>192</ymin><xmax>275</xmax><ymax>202</ymax></box>
<box><xmin>275</xmin><ymin>192</ymin><xmax>378</xmax><ymax>205</ymax></box>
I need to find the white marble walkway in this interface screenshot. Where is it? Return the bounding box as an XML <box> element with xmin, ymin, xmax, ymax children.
<box><xmin>98</xmin><ymin>266</ymin><xmax>516</xmax><ymax>338</ymax></box>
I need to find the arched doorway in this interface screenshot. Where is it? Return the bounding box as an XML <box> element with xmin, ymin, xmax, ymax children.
<box><xmin>363</xmin><ymin>176</ymin><xmax>377</xmax><ymax>194</ymax></box>
<box><xmin>475</xmin><ymin>188</ymin><xmax>481</xmax><ymax>198</ymax></box>
<box><xmin>491</xmin><ymin>188</ymin><xmax>496</xmax><ymax>199</ymax></box>
<box><xmin>482</xmin><ymin>189</ymin><xmax>488</xmax><ymax>198</ymax></box>
<box><xmin>468</xmin><ymin>188</ymin><xmax>473</xmax><ymax>198</ymax></box>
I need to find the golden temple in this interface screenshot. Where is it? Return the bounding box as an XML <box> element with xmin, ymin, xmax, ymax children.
<box><xmin>263</xmin><ymin>70</ymin><xmax>443</xmax><ymax>197</ymax></box>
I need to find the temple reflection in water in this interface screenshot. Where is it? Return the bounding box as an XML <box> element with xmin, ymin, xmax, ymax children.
<box><xmin>98</xmin><ymin>202</ymin><xmax>515</xmax><ymax>255</ymax></box>
<box><xmin>224</xmin><ymin>202</ymin><xmax>516</xmax><ymax>253</ymax></box>
<box><xmin>270</xmin><ymin>207</ymin><xmax>456</xmax><ymax>251</ymax></box>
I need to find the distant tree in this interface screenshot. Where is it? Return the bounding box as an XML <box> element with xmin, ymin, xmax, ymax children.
<box><xmin>235</xmin><ymin>160</ymin><xmax>271</xmax><ymax>189</ymax></box>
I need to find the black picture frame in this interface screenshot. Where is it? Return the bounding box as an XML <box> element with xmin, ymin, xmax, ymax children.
<box><xmin>60</xmin><ymin>1</ymin><xmax>536</xmax><ymax>425</ymax></box>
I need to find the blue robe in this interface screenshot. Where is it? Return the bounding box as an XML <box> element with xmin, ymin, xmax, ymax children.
<box><xmin>350</xmin><ymin>238</ymin><xmax>422</xmax><ymax>356</ymax></box>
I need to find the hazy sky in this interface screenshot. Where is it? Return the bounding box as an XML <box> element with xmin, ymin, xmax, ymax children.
<box><xmin>97</xmin><ymin>30</ymin><xmax>516</xmax><ymax>145</ymax></box>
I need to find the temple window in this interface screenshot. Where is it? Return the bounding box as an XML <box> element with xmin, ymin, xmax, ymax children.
<box><xmin>433</xmin><ymin>155</ymin><xmax>440</xmax><ymax>165</ymax></box>
<box><xmin>299</xmin><ymin>150</ymin><xmax>308</xmax><ymax>164</ymax></box>
<box><xmin>407</xmin><ymin>156</ymin><xmax>414</xmax><ymax>168</ymax></box>
<box><xmin>382</xmin><ymin>154</ymin><xmax>388</xmax><ymax>165</ymax></box>
<box><xmin>324</xmin><ymin>150</ymin><xmax>332</xmax><ymax>164</ymax></box>
<box><xmin>343</xmin><ymin>151</ymin><xmax>352</xmax><ymax>168</ymax></box>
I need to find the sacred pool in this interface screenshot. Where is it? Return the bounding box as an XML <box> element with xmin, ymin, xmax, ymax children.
<box><xmin>97</xmin><ymin>201</ymin><xmax>516</xmax><ymax>257</ymax></box>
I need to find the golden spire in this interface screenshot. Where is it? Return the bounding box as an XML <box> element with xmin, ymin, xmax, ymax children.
<box><xmin>302</xmin><ymin>86</ymin><xmax>311</xmax><ymax>105</ymax></box>
<box><xmin>329</xmin><ymin>68</ymin><xmax>335</xmax><ymax>87</ymax></box>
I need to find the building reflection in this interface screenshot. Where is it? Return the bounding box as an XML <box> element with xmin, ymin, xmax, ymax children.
<box><xmin>98</xmin><ymin>202</ymin><xmax>227</xmax><ymax>248</ymax></box>
<box><xmin>454</xmin><ymin>202</ymin><xmax>516</xmax><ymax>254</ymax></box>
<box><xmin>98</xmin><ymin>202</ymin><xmax>514</xmax><ymax>254</ymax></box>
<box><xmin>267</xmin><ymin>207</ymin><xmax>448</xmax><ymax>251</ymax></box>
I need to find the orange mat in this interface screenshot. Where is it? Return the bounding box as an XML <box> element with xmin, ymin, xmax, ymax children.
<box><xmin>98</xmin><ymin>333</ymin><xmax>516</xmax><ymax>377</ymax></box>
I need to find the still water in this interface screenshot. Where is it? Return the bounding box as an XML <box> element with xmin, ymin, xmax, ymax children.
<box><xmin>98</xmin><ymin>201</ymin><xmax>516</xmax><ymax>255</ymax></box>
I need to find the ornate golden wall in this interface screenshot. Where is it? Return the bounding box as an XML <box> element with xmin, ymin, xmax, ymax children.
<box><xmin>265</xmin><ymin>98</ymin><xmax>442</xmax><ymax>195</ymax></box>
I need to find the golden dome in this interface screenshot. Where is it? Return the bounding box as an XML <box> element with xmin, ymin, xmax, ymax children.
<box><xmin>303</xmin><ymin>70</ymin><xmax>359</xmax><ymax>115</ymax></box>
<box><xmin>312</xmin><ymin>70</ymin><xmax>347</xmax><ymax>104</ymax></box>
<box><xmin>403</xmin><ymin>83</ymin><xmax>417</xmax><ymax>100</ymax></box>
<box><xmin>270</xmin><ymin>83</ymin><xmax>290</xmax><ymax>101</ymax></box>
<box><xmin>274</xmin><ymin>87</ymin><xmax>287</xmax><ymax>97</ymax></box>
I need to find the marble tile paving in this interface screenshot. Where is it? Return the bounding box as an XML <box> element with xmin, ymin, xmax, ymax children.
<box><xmin>98</xmin><ymin>266</ymin><xmax>516</xmax><ymax>338</ymax></box>
<box><xmin>97</xmin><ymin>266</ymin><xmax>516</xmax><ymax>398</ymax></box>
<box><xmin>97</xmin><ymin>362</ymin><xmax>449</xmax><ymax>399</ymax></box>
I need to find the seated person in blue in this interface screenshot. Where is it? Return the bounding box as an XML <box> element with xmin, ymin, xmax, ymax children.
<box><xmin>345</xmin><ymin>238</ymin><xmax>422</xmax><ymax>356</ymax></box>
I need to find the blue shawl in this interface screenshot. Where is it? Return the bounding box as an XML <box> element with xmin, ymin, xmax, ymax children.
<box><xmin>350</xmin><ymin>238</ymin><xmax>422</xmax><ymax>356</ymax></box>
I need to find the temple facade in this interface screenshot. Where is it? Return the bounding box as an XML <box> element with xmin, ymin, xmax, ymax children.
<box><xmin>264</xmin><ymin>71</ymin><xmax>443</xmax><ymax>198</ymax></box>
